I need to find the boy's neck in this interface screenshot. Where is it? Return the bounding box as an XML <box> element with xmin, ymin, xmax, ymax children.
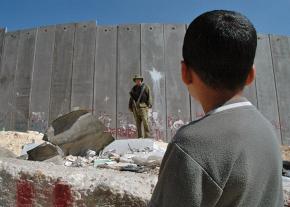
<box><xmin>198</xmin><ymin>88</ymin><xmax>243</xmax><ymax>114</ymax></box>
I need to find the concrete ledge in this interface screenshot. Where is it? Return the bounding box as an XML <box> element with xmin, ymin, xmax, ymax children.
<box><xmin>0</xmin><ymin>157</ymin><xmax>157</xmax><ymax>206</ymax></box>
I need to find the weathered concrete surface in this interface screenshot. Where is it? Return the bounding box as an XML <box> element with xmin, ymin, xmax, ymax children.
<box><xmin>0</xmin><ymin>147</ymin><xmax>16</xmax><ymax>158</ymax></box>
<box><xmin>27</xmin><ymin>141</ymin><xmax>64</xmax><ymax>161</ymax></box>
<box><xmin>45</xmin><ymin>111</ymin><xmax>114</xmax><ymax>156</ymax></box>
<box><xmin>0</xmin><ymin>157</ymin><xmax>157</xmax><ymax>206</ymax></box>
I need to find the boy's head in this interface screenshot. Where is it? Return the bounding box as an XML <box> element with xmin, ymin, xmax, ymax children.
<box><xmin>182</xmin><ymin>10</ymin><xmax>257</xmax><ymax>93</ymax></box>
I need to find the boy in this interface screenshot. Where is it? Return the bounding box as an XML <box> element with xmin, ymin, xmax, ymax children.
<box><xmin>149</xmin><ymin>10</ymin><xmax>283</xmax><ymax>207</ymax></box>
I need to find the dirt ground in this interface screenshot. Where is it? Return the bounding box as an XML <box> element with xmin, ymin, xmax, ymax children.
<box><xmin>281</xmin><ymin>146</ymin><xmax>290</xmax><ymax>161</ymax></box>
<box><xmin>0</xmin><ymin>131</ymin><xmax>44</xmax><ymax>156</ymax></box>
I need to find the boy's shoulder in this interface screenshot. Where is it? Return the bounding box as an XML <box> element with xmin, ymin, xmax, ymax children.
<box><xmin>171</xmin><ymin>97</ymin><xmax>273</xmax><ymax>155</ymax></box>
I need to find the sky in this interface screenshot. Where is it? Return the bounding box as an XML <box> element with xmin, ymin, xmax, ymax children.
<box><xmin>0</xmin><ymin>0</ymin><xmax>290</xmax><ymax>35</ymax></box>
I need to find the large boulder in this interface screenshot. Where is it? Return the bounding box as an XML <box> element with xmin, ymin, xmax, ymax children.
<box><xmin>44</xmin><ymin>110</ymin><xmax>114</xmax><ymax>156</ymax></box>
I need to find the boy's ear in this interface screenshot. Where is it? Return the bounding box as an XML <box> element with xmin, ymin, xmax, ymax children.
<box><xmin>181</xmin><ymin>61</ymin><xmax>193</xmax><ymax>85</ymax></box>
<box><xmin>245</xmin><ymin>65</ymin><xmax>256</xmax><ymax>86</ymax></box>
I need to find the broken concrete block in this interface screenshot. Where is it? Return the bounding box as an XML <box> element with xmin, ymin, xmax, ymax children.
<box><xmin>44</xmin><ymin>110</ymin><xmax>114</xmax><ymax>156</ymax></box>
<box><xmin>43</xmin><ymin>155</ymin><xmax>64</xmax><ymax>165</ymax></box>
<box><xmin>132</xmin><ymin>151</ymin><xmax>164</xmax><ymax>167</ymax></box>
<box><xmin>66</xmin><ymin>155</ymin><xmax>77</xmax><ymax>162</ymax></box>
<box><xmin>71</xmin><ymin>157</ymin><xmax>89</xmax><ymax>167</ymax></box>
<box><xmin>50</xmin><ymin>109</ymin><xmax>90</xmax><ymax>136</ymax></box>
<box><xmin>119</xmin><ymin>154</ymin><xmax>135</xmax><ymax>163</ymax></box>
<box><xmin>85</xmin><ymin>149</ymin><xmax>96</xmax><ymax>158</ymax></box>
<box><xmin>20</xmin><ymin>141</ymin><xmax>44</xmax><ymax>157</ymax></box>
<box><xmin>27</xmin><ymin>142</ymin><xmax>64</xmax><ymax>161</ymax></box>
<box><xmin>94</xmin><ymin>159</ymin><xmax>114</xmax><ymax>167</ymax></box>
<box><xmin>0</xmin><ymin>147</ymin><xmax>16</xmax><ymax>158</ymax></box>
<box><xmin>102</xmin><ymin>139</ymin><xmax>155</xmax><ymax>155</ymax></box>
<box><xmin>64</xmin><ymin>160</ymin><xmax>73</xmax><ymax>167</ymax></box>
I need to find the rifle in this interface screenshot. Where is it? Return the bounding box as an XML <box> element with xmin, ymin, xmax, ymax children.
<box><xmin>129</xmin><ymin>91</ymin><xmax>138</xmax><ymax>112</ymax></box>
<box><xmin>129</xmin><ymin>84</ymin><xmax>146</xmax><ymax>111</ymax></box>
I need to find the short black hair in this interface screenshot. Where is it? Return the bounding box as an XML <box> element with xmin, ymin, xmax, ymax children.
<box><xmin>183</xmin><ymin>10</ymin><xmax>257</xmax><ymax>90</ymax></box>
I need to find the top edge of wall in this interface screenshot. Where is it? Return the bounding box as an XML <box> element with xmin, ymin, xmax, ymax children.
<box><xmin>0</xmin><ymin>21</ymin><xmax>288</xmax><ymax>37</ymax></box>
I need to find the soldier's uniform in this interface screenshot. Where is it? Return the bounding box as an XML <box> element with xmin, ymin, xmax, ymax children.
<box><xmin>129</xmin><ymin>75</ymin><xmax>152</xmax><ymax>138</ymax></box>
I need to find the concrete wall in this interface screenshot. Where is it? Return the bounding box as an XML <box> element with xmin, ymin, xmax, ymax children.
<box><xmin>0</xmin><ymin>22</ymin><xmax>289</xmax><ymax>143</ymax></box>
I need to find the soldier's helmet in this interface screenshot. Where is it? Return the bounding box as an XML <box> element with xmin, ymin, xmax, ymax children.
<box><xmin>132</xmin><ymin>74</ymin><xmax>143</xmax><ymax>82</ymax></box>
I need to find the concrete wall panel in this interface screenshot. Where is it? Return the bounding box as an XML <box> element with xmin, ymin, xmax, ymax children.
<box><xmin>0</xmin><ymin>31</ymin><xmax>20</xmax><ymax>130</ymax></box>
<box><xmin>255</xmin><ymin>34</ymin><xmax>281</xmax><ymax>142</ymax></box>
<box><xmin>117</xmin><ymin>25</ymin><xmax>141</xmax><ymax>138</ymax></box>
<box><xmin>270</xmin><ymin>35</ymin><xmax>290</xmax><ymax>144</ymax></box>
<box><xmin>243</xmin><ymin>80</ymin><xmax>258</xmax><ymax>106</ymax></box>
<box><xmin>49</xmin><ymin>24</ymin><xmax>76</xmax><ymax>123</ymax></box>
<box><xmin>29</xmin><ymin>26</ymin><xmax>56</xmax><ymax>132</ymax></box>
<box><xmin>94</xmin><ymin>26</ymin><xmax>117</xmax><ymax>137</ymax></box>
<box><xmin>0</xmin><ymin>28</ymin><xmax>6</xmax><ymax>129</ymax></box>
<box><xmin>13</xmin><ymin>29</ymin><xmax>37</xmax><ymax>131</ymax></box>
<box><xmin>71</xmin><ymin>21</ymin><xmax>96</xmax><ymax>111</ymax></box>
<box><xmin>164</xmin><ymin>24</ymin><xmax>190</xmax><ymax>141</ymax></box>
<box><xmin>141</xmin><ymin>24</ymin><xmax>166</xmax><ymax>140</ymax></box>
<box><xmin>0</xmin><ymin>28</ymin><xmax>5</xmax><ymax>69</ymax></box>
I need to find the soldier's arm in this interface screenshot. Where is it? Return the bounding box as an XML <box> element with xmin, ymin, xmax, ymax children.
<box><xmin>129</xmin><ymin>95</ymin><xmax>133</xmax><ymax>112</ymax></box>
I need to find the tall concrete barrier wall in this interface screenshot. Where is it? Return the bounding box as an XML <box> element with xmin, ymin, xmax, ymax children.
<box><xmin>0</xmin><ymin>22</ymin><xmax>289</xmax><ymax>143</ymax></box>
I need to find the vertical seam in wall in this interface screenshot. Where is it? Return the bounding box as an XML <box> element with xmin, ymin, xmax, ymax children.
<box><xmin>163</xmin><ymin>24</ymin><xmax>168</xmax><ymax>142</ymax></box>
<box><xmin>185</xmin><ymin>24</ymin><xmax>193</xmax><ymax>122</ymax></box>
<box><xmin>11</xmin><ymin>31</ymin><xmax>20</xmax><ymax>130</ymax></box>
<box><xmin>28</xmin><ymin>28</ymin><xmax>38</xmax><ymax>130</ymax></box>
<box><xmin>116</xmin><ymin>26</ymin><xmax>119</xmax><ymax>139</ymax></box>
<box><xmin>140</xmin><ymin>24</ymin><xmax>142</xmax><ymax>75</ymax></box>
<box><xmin>253</xmin><ymin>36</ymin><xmax>259</xmax><ymax>108</ymax></box>
<box><xmin>269</xmin><ymin>34</ymin><xmax>283</xmax><ymax>144</ymax></box>
<box><xmin>0</xmin><ymin>29</ymin><xmax>7</xmax><ymax>130</ymax></box>
<box><xmin>0</xmin><ymin>29</ymin><xmax>6</xmax><ymax>73</ymax></box>
<box><xmin>254</xmin><ymin>78</ymin><xmax>259</xmax><ymax>108</ymax></box>
<box><xmin>70</xmin><ymin>23</ymin><xmax>77</xmax><ymax>112</ymax></box>
<box><xmin>92</xmin><ymin>25</ymin><xmax>97</xmax><ymax>115</ymax></box>
<box><xmin>48</xmin><ymin>26</ymin><xmax>57</xmax><ymax>124</ymax></box>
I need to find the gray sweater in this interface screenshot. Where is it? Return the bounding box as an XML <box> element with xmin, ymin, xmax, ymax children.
<box><xmin>149</xmin><ymin>97</ymin><xmax>283</xmax><ymax>207</ymax></box>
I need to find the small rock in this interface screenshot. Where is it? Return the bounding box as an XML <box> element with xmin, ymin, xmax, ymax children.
<box><xmin>66</xmin><ymin>155</ymin><xmax>77</xmax><ymax>162</ymax></box>
<box><xmin>85</xmin><ymin>150</ymin><xmax>96</xmax><ymax>158</ymax></box>
<box><xmin>64</xmin><ymin>161</ymin><xmax>73</xmax><ymax>167</ymax></box>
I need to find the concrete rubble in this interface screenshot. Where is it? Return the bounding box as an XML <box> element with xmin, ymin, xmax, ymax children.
<box><xmin>27</xmin><ymin>141</ymin><xmax>64</xmax><ymax>161</ymax></box>
<box><xmin>0</xmin><ymin>110</ymin><xmax>164</xmax><ymax>206</ymax></box>
<box><xmin>16</xmin><ymin>111</ymin><xmax>167</xmax><ymax>174</ymax></box>
<box><xmin>43</xmin><ymin>110</ymin><xmax>115</xmax><ymax>156</ymax></box>
<box><xmin>1</xmin><ymin>114</ymin><xmax>290</xmax><ymax>205</ymax></box>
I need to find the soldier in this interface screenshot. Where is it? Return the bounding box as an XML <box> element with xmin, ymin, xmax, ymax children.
<box><xmin>129</xmin><ymin>75</ymin><xmax>152</xmax><ymax>138</ymax></box>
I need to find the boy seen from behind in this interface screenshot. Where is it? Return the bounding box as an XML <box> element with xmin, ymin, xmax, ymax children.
<box><xmin>149</xmin><ymin>10</ymin><xmax>283</xmax><ymax>207</ymax></box>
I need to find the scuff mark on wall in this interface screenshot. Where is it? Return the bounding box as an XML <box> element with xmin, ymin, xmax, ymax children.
<box><xmin>147</xmin><ymin>67</ymin><xmax>165</xmax><ymax>140</ymax></box>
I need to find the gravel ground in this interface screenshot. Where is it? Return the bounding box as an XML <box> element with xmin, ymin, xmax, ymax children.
<box><xmin>0</xmin><ymin>131</ymin><xmax>44</xmax><ymax>156</ymax></box>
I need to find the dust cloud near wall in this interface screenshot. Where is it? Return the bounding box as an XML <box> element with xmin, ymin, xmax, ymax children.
<box><xmin>0</xmin><ymin>22</ymin><xmax>289</xmax><ymax>143</ymax></box>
